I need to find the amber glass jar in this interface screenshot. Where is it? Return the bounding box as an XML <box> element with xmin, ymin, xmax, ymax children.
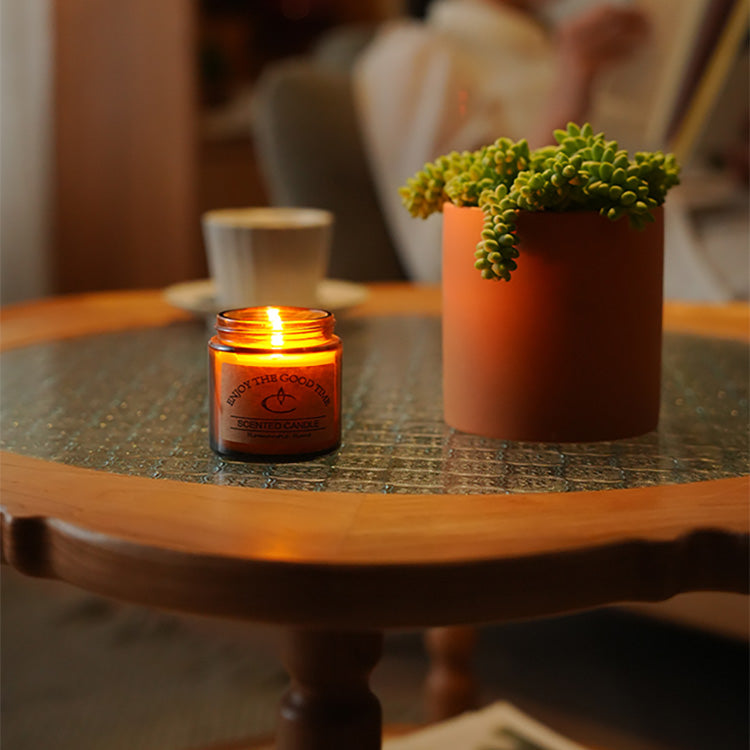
<box><xmin>208</xmin><ymin>307</ymin><xmax>341</xmax><ymax>461</ymax></box>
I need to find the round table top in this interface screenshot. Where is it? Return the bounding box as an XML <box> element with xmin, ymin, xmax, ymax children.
<box><xmin>1</xmin><ymin>284</ymin><xmax>748</xmax><ymax>629</ymax></box>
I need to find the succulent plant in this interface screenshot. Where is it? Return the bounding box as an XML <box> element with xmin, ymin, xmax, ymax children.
<box><xmin>399</xmin><ymin>122</ymin><xmax>680</xmax><ymax>281</ymax></box>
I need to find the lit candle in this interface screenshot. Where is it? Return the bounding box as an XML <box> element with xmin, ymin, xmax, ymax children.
<box><xmin>208</xmin><ymin>307</ymin><xmax>341</xmax><ymax>461</ymax></box>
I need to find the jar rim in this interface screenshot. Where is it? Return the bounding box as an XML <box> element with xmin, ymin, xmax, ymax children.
<box><xmin>216</xmin><ymin>306</ymin><xmax>334</xmax><ymax>334</ymax></box>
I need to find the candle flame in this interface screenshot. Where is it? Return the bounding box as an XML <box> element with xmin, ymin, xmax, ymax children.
<box><xmin>267</xmin><ymin>307</ymin><xmax>284</xmax><ymax>347</ymax></box>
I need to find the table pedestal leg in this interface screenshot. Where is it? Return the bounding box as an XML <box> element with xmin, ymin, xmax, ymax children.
<box><xmin>424</xmin><ymin>626</ymin><xmax>478</xmax><ymax>722</ymax></box>
<box><xmin>277</xmin><ymin>629</ymin><xmax>383</xmax><ymax>750</ymax></box>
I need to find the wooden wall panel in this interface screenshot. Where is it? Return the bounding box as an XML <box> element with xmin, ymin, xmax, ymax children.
<box><xmin>54</xmin><ymin>0</ymin><xmax>201</xmax><ymax>293</ymax></box>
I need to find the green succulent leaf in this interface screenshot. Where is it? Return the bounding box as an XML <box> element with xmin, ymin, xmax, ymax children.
<box><xmin>399</xmin><ymin>123</ymin><xmax>680</xmax><ymax>282</ymax></box>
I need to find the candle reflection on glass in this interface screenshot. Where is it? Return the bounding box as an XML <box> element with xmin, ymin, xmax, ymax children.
<box><xmin>208</xmin><ymin>306</ymin><xmax>342</xmax><ymax>461</ymax></box>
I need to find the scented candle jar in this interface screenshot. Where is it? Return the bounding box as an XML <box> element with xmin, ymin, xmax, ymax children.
<box><xmin>208</xmin><ymin>307</ymin><xmax>341</xmax><ymax>461</ymax></box>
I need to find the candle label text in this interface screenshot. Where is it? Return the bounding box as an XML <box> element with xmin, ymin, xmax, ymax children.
<box><xmin>226</xmin><ymin>371</ymin><xmax>331</xmax><ymax>408</ymax></box>
<box><xmin>220</xmin><ymin>362</ymin><xmax>339</xmax><ymax>450</ymax></box>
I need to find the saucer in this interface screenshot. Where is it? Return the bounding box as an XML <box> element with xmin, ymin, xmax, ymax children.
<box><xmin>164</xmin><ymin>278</ymin><xmax>369</xmax><ymax>317</ymax></box>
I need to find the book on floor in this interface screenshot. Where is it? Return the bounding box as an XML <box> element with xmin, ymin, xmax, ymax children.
<box><xmin>383</xmin><ymin>702</ymin><xmax>590</xmax><ymax>750</ymax></box>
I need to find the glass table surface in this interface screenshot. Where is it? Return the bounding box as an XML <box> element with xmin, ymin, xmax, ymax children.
<box><xmin>1</xmin><ymin>316</ymin><xmax>747</xmax><ymax>494</ymax></box>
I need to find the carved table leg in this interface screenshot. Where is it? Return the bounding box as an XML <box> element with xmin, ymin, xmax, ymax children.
<box><xmin>277</xmin><ymin>629</ymin><xmax>383</xmax><ymax>750</ymax></box>
<box><xmin>424</xmin><ymin>626</ymin><xmax>479</xmax><ymax>722</ymax></box>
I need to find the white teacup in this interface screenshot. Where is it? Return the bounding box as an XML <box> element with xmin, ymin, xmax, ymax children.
<box><xmin>202</xmin><ymin>207</ymin><xmax>333</xmax><ymax>310</ymax></box>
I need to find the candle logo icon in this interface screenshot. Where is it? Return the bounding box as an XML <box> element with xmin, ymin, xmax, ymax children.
<box><xmin>261</xmin><ymin>386</ymin><xmax>297</xmax><ymax>414</ymax></box>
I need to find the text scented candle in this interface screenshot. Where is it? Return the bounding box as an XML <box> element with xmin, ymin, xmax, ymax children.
<box><xmin>208</xmin><ymin>307</ymin><xmax>341</xmax><ymax>460</ymax></box>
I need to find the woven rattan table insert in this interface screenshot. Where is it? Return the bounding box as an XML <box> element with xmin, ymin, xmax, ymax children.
<box><xmin>1</xmin><ymin>316</ymin><xmax>747</xmax><ymax>494</ymax></box>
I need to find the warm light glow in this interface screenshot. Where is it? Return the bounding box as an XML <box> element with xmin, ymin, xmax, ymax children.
<box><xmin>267</xmin><ymin>307</ymin><xmax>284</xmax><ymax>348</ymax></box>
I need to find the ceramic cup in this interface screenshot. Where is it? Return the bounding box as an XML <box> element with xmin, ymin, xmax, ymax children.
<box><xmin>202</xmin><ymin>207</ymin><xmax>333</xmax><ymax>309</ymax></box>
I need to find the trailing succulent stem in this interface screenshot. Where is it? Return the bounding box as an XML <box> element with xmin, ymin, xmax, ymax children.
<box><xmin>400</xmin><ymin>122</ymin><xmax>680</xmax><ymax>281</ymax></box>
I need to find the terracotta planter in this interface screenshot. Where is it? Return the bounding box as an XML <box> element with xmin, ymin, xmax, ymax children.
<box><xmin>442</xmin><ymin>202</ymin><xmax>664</xmax><ymax>442</ymax></box>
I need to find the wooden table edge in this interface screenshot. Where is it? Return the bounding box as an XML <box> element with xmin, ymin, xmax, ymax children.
<box><xmin>2</xmin><ymin>452</ymin><xmax>747</xmax><ymax>629</ymax></box>
<box><xmin>1</xmin><ymin>285</ymin><xmax>748</xmax><ymax>351</ymax></box>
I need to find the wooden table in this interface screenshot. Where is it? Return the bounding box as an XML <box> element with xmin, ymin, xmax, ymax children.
<box><xmin>1</xmin><ymin>284</ymin><xmax>748</xmax><ymax>749</ymax></box>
